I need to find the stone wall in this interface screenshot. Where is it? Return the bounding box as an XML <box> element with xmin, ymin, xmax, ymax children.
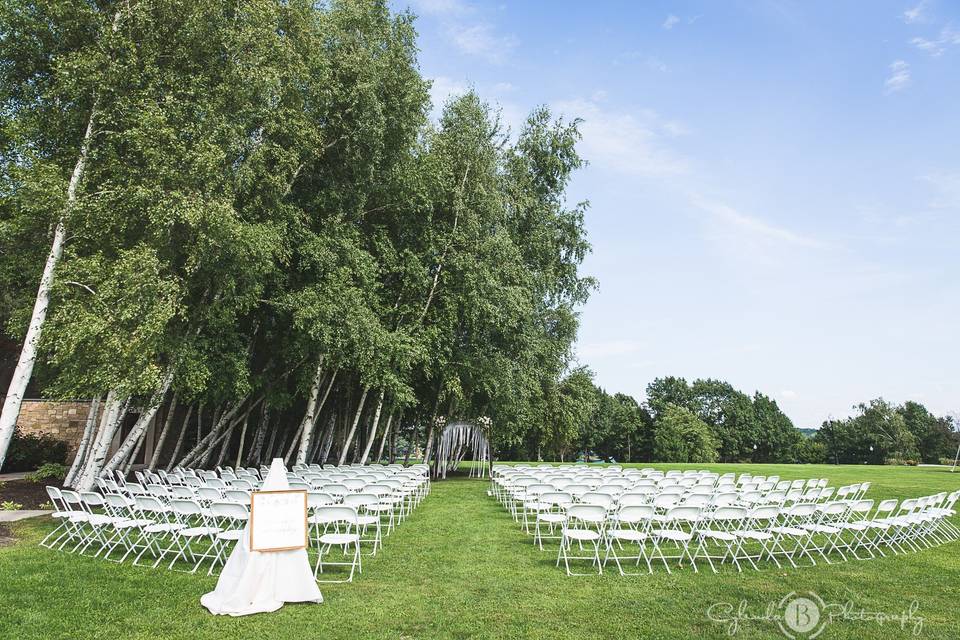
<box><xmin>17</xmin><ymin>399</ymin><xmax>93</xmax><ymax>460</ymax></box>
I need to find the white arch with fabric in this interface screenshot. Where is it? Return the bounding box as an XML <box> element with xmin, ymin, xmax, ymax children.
<box><xmin>435</xmin><ymin>421</ymin><xmax>491</xmax><ymax>479</ymax></box>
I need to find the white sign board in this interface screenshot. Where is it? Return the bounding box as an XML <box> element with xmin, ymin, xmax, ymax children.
<box><xmin>249</xmin><ymin>490</ymin><xmax>308</xmax><ymax>552</ymax></box>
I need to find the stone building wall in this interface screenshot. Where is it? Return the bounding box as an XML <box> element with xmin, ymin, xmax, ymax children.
<box><xmin>17</xmin><ymin>399</ymin><xmax>93</xmax><ymax>460</ymax></box>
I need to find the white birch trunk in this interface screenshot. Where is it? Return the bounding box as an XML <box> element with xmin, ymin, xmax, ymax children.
<box><xmin>296</xmin><ymin>363</ymin><xmax>338</xmax><ymax>466</ymax></box>
<box><xmin>103</xmin><ymin>371</ymin><xmax>173</xmax><ymax>474</ymax></box>
<box><xmin>338</xmin><ymin>385</ymin><xmax>370</xmax><ymax>465</ymax></box>
<box><xmin>215</xmin><ymin>420</ymin><xmax>237</xmax><ymax>468</ymax></box>
<box><xmin>147</xmin><ymin>394</ymin><xmax>178</xmax><ymax>470</ymax></box>
<box><xmin>75</xmin><ymin>391</ymin><xmax>128</xmax><ymax>491</ymax></box>
<box><xmin>248</xmin><ymin>405</ymin><xmax>270</xmax><ymax>465</ymax></box>
<box><xmin>165</xmin><ymin>404</ymin><xmax>194</xmax><ymax>472</ymax></box>
<box><xmin>122</xmin><ymin>421</ymin><xmax>148</xmax><ymax>476</ymax></box>
<box><xmin>375</xmin><ymin>410</ymin><xmax>394</xmax><ymax>464</ymax></box>
<box><xmin>359</xmin><ymin>390</ymin><xmax>386</xmax><ymax>465</ymax></box>
<box><xmin>292</xmin><ymin>360</ymin><xmax>325</xmax><ymax>466</ymax></box>
<box><xmin>64</xmin><ymin>396</ymin><xmax>102</xmax><ymax>487</ymax></box>
<box><xmin>234</xmin><ymin>411</ymin><xmax>250</xmax><ymax>469</ymax></box>
<box><xmin>0</xmin><ymin>107</ymin><xmax>98</xmax><ymax>471</ymax></box>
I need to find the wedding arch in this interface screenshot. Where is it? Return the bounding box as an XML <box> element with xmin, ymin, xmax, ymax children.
<box><xmin>434</xmin><ymin>420</ymin><xmax>491</xmax><ymax>479</ymax></box>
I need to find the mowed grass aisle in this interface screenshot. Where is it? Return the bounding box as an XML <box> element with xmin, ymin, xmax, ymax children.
<box><xmin>2</xmin><ymin>464</ymin><xmax>959</xmax><ymax>639</ymax></box>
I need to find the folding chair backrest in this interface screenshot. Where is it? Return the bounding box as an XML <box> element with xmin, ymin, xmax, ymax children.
<box><xmin>653</xmin><ymin>494</ymin><xmax>680</xmax><ymax>510</ymax></box>
<box><xmin>210</xmin><ymin>501</ymin><xmax>248</xmax><ymax>521</ymax></box>
<box><xmin>197</xmin><ymin>487</ymin><xmax>221</xmax><ymax>502</ymax></box>
<box><xmin>312</xmin><ymin>505</ymin><xmax>358</xmax><ymax>526</ymax></box>
<box><xmin>135</xmin><ymin>495</ymin><xmax>165</xmax><ymax>515</ymax></box>
<box><xmin>617</xmin><ymin>505</ymin><xmax>655</xmax><ymax>524</ymax></box>
<box><xmin>712</xmin><ymin>492</ymin><xmax>738</xmax><ymax>508</ymax></box>
<box><xmin>848</xmin><ymin>499</ymin><xmax>873</xmax><ymax>516</ymax></box>
<box><xmin>343</xmin><ymin>478</ymin><xmax>366</xmax><ymax>492</ymax></box>
<box><xmin>45</xmin><ymin>486</ymin><xmax>64</xmax><ymax>506</ymax></box>
<box><xmin>682</xmin><ymin>494</ymin><xmax>710</xmax><ymax>508</ymax></box>
<box><xmin>541</xmin><ymin>492</ymin><xmax>573</xmax><ymax>508</ymax></box>
<box><xmin>619</xmin><ymin>493</ymin><xmax>651</xmax><ymax>507</ymax></box>
<box><xmin>749</xmin><ymin>505</ymin><xmax>780</xmax><ymax>522</ymax></box>
<box><xmin>665</xmin><ymin>505</ymin><xmax>701</xmax><ymax>524</ymax></box>
<box><xmin>81</xmin><ymin>492</ymin><xmax>104</xmax><ymax>509</ymax></box>
<box><xmin>580</xmin><ymin>492</ymin><xmax>614</xmax><ymax>509</ymax></box>
<box><xmin>306</xmin><ymin>492</ymin><xmax>334</xmax><ymax>509</ymax></box>
<box><xmin>224</xmin><ymin>489</ymin><xmax>250</xmax><ymax>503</ymax></box>
<box><xmin>342</xmin><ymin>493</ymin><xmax>378</xmax><ymax>509</ymax></box>
<box><xmin>567</xmin><ymin>504</ymin><xmax>607</xmax><ymax>525</ymax></box>
<box><xmin>169</xmin><ymin>499</ymin><xmax>204</xmax><ymax>518</ymax></box>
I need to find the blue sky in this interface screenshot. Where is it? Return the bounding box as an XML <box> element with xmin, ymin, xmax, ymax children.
<box><xmin>397</xmin><ymin>0</ymin><xmax>960</xmax><ymax>428</ymax></box>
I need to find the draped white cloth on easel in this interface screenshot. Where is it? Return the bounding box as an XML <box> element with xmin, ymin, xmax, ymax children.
<box><xmin>201</xmin><ymin>458</ymin><xmax>322</xmax><ymax>616</ymax></box>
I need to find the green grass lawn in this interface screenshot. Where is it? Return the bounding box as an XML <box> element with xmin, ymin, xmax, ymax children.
<box><xmin>2</xmin><ymin>463</ymin><xmax>959</xmax><ymax>639</ymax></box>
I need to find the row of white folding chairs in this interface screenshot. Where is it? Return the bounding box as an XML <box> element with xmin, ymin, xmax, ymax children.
<box><xmin>491</xmin><ymin>467</ymin><xmax>825</xmax><ymax>497</ymax></box>
<box><xmin>493</xmin><ymin>476</ymin><xmax>840</xmax><ymax>521</ymax></box>
<box><xmin>111</xmin><ymin>473</ymin><xmax>429</xmax><ymax>522</ymax></box>
<box><xmin>548</xmin><ymin>489</ymin><xmax>960</xmax><ymax>576</ymax></box>
<box><xmin>40</xmin><ymin>482</ymin><xmax>424</xmax><ymax>581</ymax></box>
<box><xmin>511</xmin><ymin>485</ymin><xmax>854</xmax><ymax>534</ymax></box>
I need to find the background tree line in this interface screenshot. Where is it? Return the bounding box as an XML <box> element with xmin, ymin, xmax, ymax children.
<box><xmin>498</xmin><ymin>372</ymin><xmax>959</xmax><ymax>467</ymax></box>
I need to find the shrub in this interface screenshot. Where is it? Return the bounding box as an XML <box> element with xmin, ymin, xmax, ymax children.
<box><xmin>884</xmin><ymin>457</ymin><xmax>919</xmax><ymax>466</ymax></box>
<box><xmin>940</xmin><ymin>457</ymin><xmax>956</xmax><ymax>466</ymax></box>
<box><xmin>3</xmin><ymin>428</ymin><xmax>68</xmax><ymax>472</ymax></box>
<box><xmin>793</xmin><ymin>439</ymin><xmax>827</xmax><ymax>464</ymax></box>
<box><xmin>25</xmin><ymin>462</ymin><xmax>68</xmax><ymax>483</ymax></box>
<box><xmin>1</xmin><ymin>501</ymin><xmax>24</xmax><ymax>511</ymax></box>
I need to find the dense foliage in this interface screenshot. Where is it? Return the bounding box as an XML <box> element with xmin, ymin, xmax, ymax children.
<box><xmin>3</xmin><ymin>428</ymin><xmax>68</xmax><ymax>472</ymax></box>
<box><xmin>814</xmin><ymin>399</ymin><xmax>959</xmax><ymax>465</ymax></box>
<box><xmin>0</xmin><ymin>0</ymin><xmax>593</xmax><ymax>480</ymax></box>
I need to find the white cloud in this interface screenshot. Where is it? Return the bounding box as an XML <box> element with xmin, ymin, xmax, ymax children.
<box><xmin>779</xmin><ymin>390</ymin><xmax>799</xmax><ymax>400</ymax></box>
<box><xmin>429</xmin><ymin>76</ymin><xmax>468</xmax><ymax>114</ymax></box>
<box><xmin>911</xmin><ymin>25</ymin><xmax>960</xmax><ymax>56</ymax></box>
<box><xmin>552</xmin><ymin>97</ymin><xmax>690</xmax><ymax>177</ymax></box>
<box><xmin>409</xmin><ymin>0</ymin><xmax>471</xmax><ymax>16</ymax></box>
<box><xmin>613</xmin><ymin>51</ymin><xmax>670</xmax><ymax>73</ymax></box>
<box><xmin>884</xmin><ymin>60</ymin><xmax>911</xmax><ymax>94</ymax></box>
<box><xmin>662</xmin><ymin>14</ymin><xmax>680</xmax><ymax>30</ymax></box>
<box><xmin>921</xmin><ymin>171</ymin><xmax>960</xmax><ymax>209</ymax></box>
<box><xmin>903</xmin><ymin>1</ymin><xmax>928</xmax><ymax>24</ymax></box>
<box><xmin>692</xmin><ymin>196</ymin><xmax>831</xmax><ymax>250</ymax></box>
<box><xmin>447</xmin><ymin>23</ymin><xmax>516</xmax><ymax>63</ymax></box>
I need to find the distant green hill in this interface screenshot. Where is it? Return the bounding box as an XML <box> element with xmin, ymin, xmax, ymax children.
<box><xmin>798</xmin><ymin>428</ymin><xmax>818</xmax><ymax>438</ymax></box>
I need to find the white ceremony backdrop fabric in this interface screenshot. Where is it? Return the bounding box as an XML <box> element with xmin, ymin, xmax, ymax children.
<box><xmin>201</xmin><ymin>458</ymin><xmax>323</xmax><ymax>616</ymax></box>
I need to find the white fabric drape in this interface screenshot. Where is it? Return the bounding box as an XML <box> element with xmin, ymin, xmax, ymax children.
<box><xmin>201</xmin><ymin>458</ymin><xmax>322</xmax><ymax>616</ymax></box>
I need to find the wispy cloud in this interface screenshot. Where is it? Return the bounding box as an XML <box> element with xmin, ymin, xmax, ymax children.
<box><xmin>428</xmin><ymin>76</ymin><xmax>469</xmax><ymax>114</ymax></box>
<box><xmin>614</xmin><ymin>51</ymin><xmax>670</xmax><ymax>73</ymax></box>
<box><xmin>884</xmin><ymin>60</ymin><xmax>911</xmax><ymax>94</ymax></box>
<box><xmin>409</xmin><ymin>0</ymin><xmax>471</xmax><ymax>16</ymax></box>
<box><xmin>921</xmin><ymin>171</ymin><xmax>960</xmax><ymax>209</ymax></box>
<box><xmin>553</xmin><ymin>97</ymin><xmax>690</xmax><ymax>177</ymax></box>
<box><xmin>446</xmin><ymin>22</ymin><xmax>516</xmax><ymax>63</ymax></box>
<box><xmin>903</xmin><ymin>1</ymin><xmax>929</xmax><ymax>24</ymax></box>
<box><xmin>779</xmin><ymin>390</ymin><xmax>799</xmax><ymax>400</ymax></box>
<box><xmin>662</xmin><ymin>14</ymin><xmax>680</xmax><ymax>30</ymax></box>
<box><xmin>692</xmin><ymin>196</ymin><xmax>831</xmax><ymax>250</ymax></box>
<box><xmin>410</xmin><ymin>0</ymin><xmax>517</xmax><ymax>64</ymax></box>
<box><xmin>911</xmin><ymin>25</ymin><xmax>960</xmax><ymax>56</ymax></box>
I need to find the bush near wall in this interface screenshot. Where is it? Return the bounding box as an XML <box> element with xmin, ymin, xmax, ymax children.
<box><xmin>3</xmin><ymin>428</ymin><xmax>68</xmax><ymax>472</ymax></box>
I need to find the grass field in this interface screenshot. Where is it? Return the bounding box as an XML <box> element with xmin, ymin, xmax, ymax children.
<box><xmin>2</xmin><ymin>463</ymin><xmax>959</xmax><ymax>639</ymax></box>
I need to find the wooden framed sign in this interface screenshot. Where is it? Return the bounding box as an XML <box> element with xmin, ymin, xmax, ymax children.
<box><xmin>249</xmin><ymin>489</ymin><xmax>309</xmax><ymax>552</ymax></box>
